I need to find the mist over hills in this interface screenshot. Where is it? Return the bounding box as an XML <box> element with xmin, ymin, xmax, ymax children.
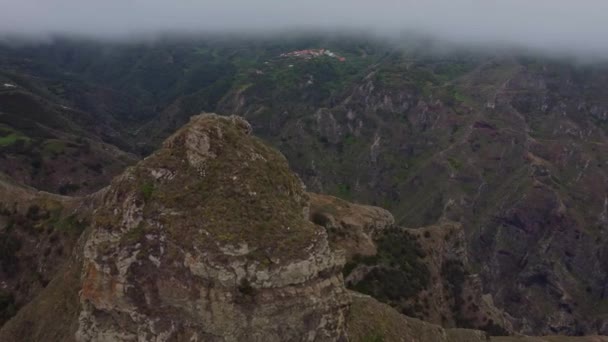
<box><xmin>3</xmin><ymin>0</ymin><xmax>608</xmax><ymax>59</ymax></box>
<box><xmin>0</xmin><ymin>10</ymin><xmax>608</xmax><ymax>341</ymax></box>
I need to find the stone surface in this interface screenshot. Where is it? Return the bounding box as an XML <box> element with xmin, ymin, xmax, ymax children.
<box><xmin>346</xmin><ymin>291</ymin><xmax>489</xmax><ymax>342</ymax></box>
<box><xmin>309</xmin><ymin>193</ymin><xmax>394</xmax><ymax>260</ymax></box>
<box><xmin>74</xmin><ymin>114</ymin><xmax>349</xmax><ymax>341</ymax></box>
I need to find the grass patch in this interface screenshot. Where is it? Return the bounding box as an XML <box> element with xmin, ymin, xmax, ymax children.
<box><xmin>336</xmin><ymin>183</ymin><xmax>352</xmax><ymax>199</ymax></box>
<box><xmin>362</xmin><ymin>331</ymin><xmax>385</xmax><ymax>342</ymax></box>
<box><xmin>0</xmin><ymin>132</ymin><xmax>29</xmax><ymax>147</ymax></box>
<box><xmin>0</xmin><ymin>134</ymin><xmax>19</xmax><ymax>147</ymax></box>
<box><xmin>140</xmin><ymin>182</ymin><xmax>155</xmax><ymax>201</ymax></box>
<box><xmin>447</xmin><ymin>157</ymin><xmax>463</xmax><ymax>170</ymax></box>
<box><xmin>42</xmin><ymin>139</ymin><xmax>66</xmax><ymax>156</ymax></box>
<box><xmin>53</xmin><ymin>214</ymin><xmax>87</xmax><ymax>235</ymax></box>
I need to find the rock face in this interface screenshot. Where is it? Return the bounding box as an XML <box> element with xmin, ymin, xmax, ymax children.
<box><xmin>216</xmin><ymin>53</ymin><xmax>608</xmax><ymax>335</ymax></box>
<box><xmin>347</xmin><ymin>292</ymin><xmax>608</xmax><ymax>342</ymax></box>
<box><xmin>0</xmin><ymin>115</ymin><xmax>353</xmax><ymax>341</ymax></box>
<box><xmin>347</xmin><ymin>291</ymin><xmax>489</xmax><ymax>342</ymax></box>
<box><xmin>309</xmin><ymin>193</ymin><xmax>394</xmax><ymax>261</ymax></box>
<box><xmin>341</xmin><ymin>218</ymin><xmax>514</xmax><ymax>335</ymax></box>
<box><xmin>0</xmin><ymin>173</ymin><xmax>90</xmax><ymax>327</ymax></box>
<box><xmin>403</xmin><ymin>223</ymin><xmax>514</xmax><ymax>333</ymax></box>
<box><xmin>74</xmin><ymin>114</ymin><xmax>349</xmax><ymax>341</ymax></box>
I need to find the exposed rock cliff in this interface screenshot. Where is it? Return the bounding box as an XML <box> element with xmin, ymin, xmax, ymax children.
<box><xmin>309</xmin><ymin>193</ymin><xmax>394</xmax><ymax>261</ymax></box>
<box><xmin>1</xmin><ymin>114</ymin><xmax>350</xmax><ymax>342</ymax></box>
<box><xmin>77</xmin><ymin>114</ymin><xmax>350</xmax><ymax>341</ymax></box>
<box><xmin>215</xmin><ymin>52</ymin><xmax>608</xmax><ymax>336</ymax></box>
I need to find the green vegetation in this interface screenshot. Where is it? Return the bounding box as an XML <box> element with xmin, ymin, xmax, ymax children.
<box><xmin>434</xmin><ymin>61</ymin><xmax>477</xmax><ymax>82</ymax></box>
<box><xmin>0</xmin><ymin>134</ymin><xmax>20</xmax><ymax>147</ymax></box>
<box><xmin>336</xmin><ymin>183</ymin><xmax>353</xmax><ymax>200</ymax></box>
<box><xmin>482</xmin><ymin>321</ymin><xmax>510</xmax><ymax>336</ymax></box>
<box><xmin>42</xmin><ymin>139</ymin><xmax>66</xmax><ymax>156</ymax></box>
<box><xmin>347</xmin><ymin>228</ymin><xmax>429</xmax><ymax>303</ymax></box>
<box><xmin>447</xmin><ymin>157</ymin><xmax>463</xmax><ymax>170</ymax></box>
<box><xmin>441</xmin><ymin>259</ymin><xmax>475</xmax><ymax>329</ymax></box>
<box><xmin>0</xmin><ymin>128</ymin><xmax>30</xmax><ymax>148</ymax></box>
<box><xmin>362</xmin><ymin>331</ymin><xmax>385</xmax><ymax>342</ymax></box>
<box><xmin>140</xmin><ymin>182</ymin><xmax>155</xmax><ymax>201</ymax></box>
<box><xmin>53</xmin><ymin>214</ymin><xmax>87</xmax><ymax>235</ymax></box>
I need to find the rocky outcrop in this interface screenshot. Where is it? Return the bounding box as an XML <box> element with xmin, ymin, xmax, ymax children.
<box><xmin>0</xmin><ymin>114</ymin><xmax>349</xmax><ymax>342</ymax></box>
<box><xmin>347</xmin><ymin>292</ymin><xmax>608</xmax><ymax>342</ymax></box>
<box><xmin>405</xmin><ymin>222</ymin><xmax>514</xmax><ymax>333</ymax></box>
<box><xmin>75</xmin><ymin>114</ymin><xmax>350</xmax><ymax>341</ymax></box>
<box><xmin>341</xmin><ymin>218</ymin><xmax>514</xmax><ymax>335</ymax></box>
<box><xmin>215</xmin><ymin>51</ymin><xmax>608</xmax><ymax>336</ymax></box>
<box><xmin>309</xmin><ymin>193</ymin><xmax>394</xmax><ymax>261</ymax></box>
<box><xmin>347</xmin><ymin>291</ymin><xmax>489</xmax><ymax>342</ymax></box>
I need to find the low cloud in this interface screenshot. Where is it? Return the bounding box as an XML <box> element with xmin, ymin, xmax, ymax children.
<box><xmin>1</xmin><ymin>0</ymin><xmax>608</xmax><ymax>57</ymax></box>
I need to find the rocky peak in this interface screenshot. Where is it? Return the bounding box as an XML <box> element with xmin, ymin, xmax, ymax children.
<box><xmin>75</xmin><ymin>114</ymin><xmax>349</xmax><ymax>341</ymax></box>
<box><xmin>0</xmin><ymin>114</ymin><xmax>350</xmax><ymax>342</ymax></box>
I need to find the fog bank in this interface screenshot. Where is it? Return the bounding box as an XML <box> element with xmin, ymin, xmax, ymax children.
<box><xmin>1</xmin><ymin>0</ymin><xmax>608</xmax><ymax>57</ymax></box>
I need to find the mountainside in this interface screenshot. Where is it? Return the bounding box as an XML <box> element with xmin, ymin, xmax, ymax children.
<box><xmin>0</xmin><ymin>114</ymin><xmax>601</xmax><ymax>342</ymax></box>
<box><xmin>214</xmin><ymin>54</ymin><xmax>608</xmax><ymax>335</ymax></box>
<box><xmin>0</xmin><ymin>79</ymin><xmax>136</xmax><ymax>194</ymax></box>
<box><xmin>1</xmin><ymin>37</ymin><xmax>608</xmax><ymax>338</ymax></box>
<box><xmin>0</xmin><ymin>172</ymin><xmax>93</xmax><ymax>326</ymax></box>
<box><xmin>0</xmin><ymin>115</ymin><xmax>607</xmax><ymax>341</ymax></box>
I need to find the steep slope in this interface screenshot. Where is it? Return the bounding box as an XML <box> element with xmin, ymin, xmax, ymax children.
<box><xmin>216</xmin><ymin>54</ymin><xmax>608</xmax><ymax>335</ymax></box>
<box><xmin>0</xmin><ymin>173</ymin><xmax>92</xmax><ymax>326</ymax></box>
<box><xmin>309</xmin><ymin>193</ymin><xmax>394</xmax><ymax>261</ymax></box>
<box><xmin>0</xmin><ymin>84</ymin><xmax>137</xmax><ymax>195</ymax></box>
<box><xmin>348</xmin><ymin>292</ymin><xmax>608</xmax><ymax>342</ymax></box>
<box><xmin>348</xmin><ymin>291</ymin><xmax>489</xmax><ymax>342</ymax></box>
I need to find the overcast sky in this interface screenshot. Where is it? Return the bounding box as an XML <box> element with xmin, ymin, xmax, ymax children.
<box><xmin>1</xmin><ymin>0</ymin><xmax>608</xmax><ymax>56</ymax></box>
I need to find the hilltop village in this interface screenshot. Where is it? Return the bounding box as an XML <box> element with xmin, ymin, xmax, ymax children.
<box><xmin>280</xmin><ymin>48</ymin><xmax>346</xmax><ymax>62</ymax></box>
